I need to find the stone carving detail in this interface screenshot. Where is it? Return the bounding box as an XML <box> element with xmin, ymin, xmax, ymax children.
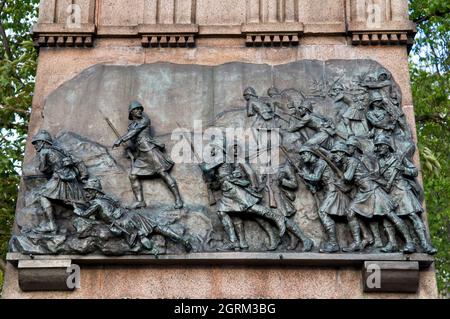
<box><xmin>245</xmin><ymin>34</ymin><xmax>300</xmax><ymax>46</ymax></box>
<box><xmin>141</xmin><ymin>35</ymin><xmax>196</xmax><ymax>48</ymax></box>
<box><xmin>351</xmin><ymin>32</ymin><xmax>411</xmax><ymax>46</ymax></box>
<box><xmin>35</xmin><ymin>35</ymin><xmax>94</xmax><ymax>48</ymax></box>
<box><xmin>10</xmin><ymin>60</ymin><xmax>436</xmax><ymax>257</ymax></box>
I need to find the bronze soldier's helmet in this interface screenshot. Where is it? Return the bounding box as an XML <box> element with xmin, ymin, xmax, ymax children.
<box><xmin>298</xmin><ymin>144</ymin><xmax>317</xmax><ymax>155</ymax></box>
<box><xmin>346</xmin><ymin>135</ymin><xmax>363</xmax><ymax>153</ymax></box>
<box><xmin>300</xmin><ymin>100</ymin><xmax>313</xmax><ymax>112</ymax></box>
<box><xmin>83</xmin><ymin>178</ymin><xmax>104</xmax><ymax>193</ymax></box>
<box><xmin>331</xmin><ymin>141</ymin><xmax>351</xmax><ymax>155</ymax></box>
<box><xmin>267</xmin><ymin>87</ymin><xmax>280</xmax><ymax>97</ymax></box>
<box><xmin>243</xmin><ymin>87</ymin><xmax>257</xmax><ymax>98</ymax></box>
<box><xmin>369</xmin><ymin>91</ymin><xmax>383</xmax><ymax>104</ymax></box>
<box><xmin>373</xmin><ymin>134</ymin><xmax>394</xmax><ymax>151</ymax></box>
<box><xmin>31</xmin><ymin>130</ymin><xmax>53</xmax><ymax>145</ymax></box>
<box><xmin>128</xmin><ymin>100</ymin><xmax>144</xmax><ymax>120</ymax></box>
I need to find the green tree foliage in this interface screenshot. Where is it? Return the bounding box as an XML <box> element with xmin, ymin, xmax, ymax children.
<box><xmin>409</xmin><ymin>0</ymin><xmax>450</xmax><ymax>297</ymax></box>
<box><xmin>0</xmin><ymin>0</ymin><xmax>39</xmax><ymax>289</ymax></box>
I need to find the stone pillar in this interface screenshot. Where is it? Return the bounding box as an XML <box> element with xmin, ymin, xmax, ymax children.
<box><xmin>2</xmin><ymin>0</ymin><xmax>438</xmax><ymax>299</ymax></box>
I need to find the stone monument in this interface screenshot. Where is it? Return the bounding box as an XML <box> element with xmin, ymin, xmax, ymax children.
<box><xmin>2</xmin><ymin>0</ymin><xmax>439</xmax><ymax>298</ymax></box>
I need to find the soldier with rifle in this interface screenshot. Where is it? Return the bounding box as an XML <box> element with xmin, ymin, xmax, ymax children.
<box><xmin>286</xmin><ymin>98</ymin><xmax>341</xmax><ymax>150</ymax></box>
<box><xmin>331</xmin><ymin>140</ymin><xmax>417</xmax><ymax>254</ymax></box>
<box><xmin>32</xmin><ymin>130</ymin><xmax>88</xmax><ymax>233</ymax></box>
<box><xmin>200</xmin><ymin>142</ymin><xmax>287</xmax><ymax>250</ymax></box>
<box><xmin>295</xmin><ymin>144</ymin><xmax>356</xmax><ymax>253</ymax></box>
<box><xmin>112</xmin><ymin>101</ymin><xmax>184</xmax><ymax>209</ymax></box>
<box><xmin>374</xmin><ymin>134</ymin><xmax>436</xmax><ymax>254</ymax></box>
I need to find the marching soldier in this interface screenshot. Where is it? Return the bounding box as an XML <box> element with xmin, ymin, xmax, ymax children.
<box><xmin>273</xmin><ymin>161</ymin><xmax>314</xmax><ymax>251</ymax></box>
<box><xmin>298</xmin><ymin>144</ymin><xmax>356</xmax><ymax>253</ymax></box>
<box><xmin>331</xmin><ymin>141</ymin><xmax>417</xmax><ymax>253</ymax></box>
<box><xmin>345</xmin><ymin>136</ymin><xmax>384</xmax><ymax>249</ymax></box>
<box><xmin>201</xmin><ymin>143</ymin><xmax>286</xmax><ymax>249</ymax></box>
<box><xmin>374</xmin><ymin>134</ymin><xmax>437</xmax><ymax>254</ymax></box>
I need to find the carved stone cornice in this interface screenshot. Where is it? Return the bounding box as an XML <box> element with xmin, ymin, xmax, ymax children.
<box><xmin>31</xmin><ymin>0</ymin><xmax>418</xmax><ymax>49</ymax></box>
<box><xmin>141</xmin><ymin>34</ymin><xmax>196</xmax><ymax>48</ymax></box>
<box><xmin>241</xmin><ymin>22</ymin><xmax>303</xmax><ymax>46</ymax></box>
<box><xmin>35</xmin><ymin>34</ymin><xmax>94</xmax><ymax>48</ymax></box>
<box><xmin>138</xmin><ymin>24</ymin><xmax>198</xmax><ymax>48</ymax></box>
<box><xmin>33</xmin><ymin>23</ymin><xmax>96</xmax><ymax>48</ymax></box>
<box><xmin>244</xmin><ymin>33</ymin><xmax>300</xmax><ymax>46</ymax></box>
<box><xmin>350</xmin><ymin>31</ymin><xmax>413</xmax><ymax>46</ymax></box>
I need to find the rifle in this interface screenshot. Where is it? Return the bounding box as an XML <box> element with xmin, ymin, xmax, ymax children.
<box><xmin>280</xmin><ymin>146</ymin><xmax>322</xmax><ymax>212</ymax></box>
<box><xmin>276</xmin><ymin>108</ymin><xmax>348</xmax><ymax>141</ymax></box>
<box><xmin>105</xmin><ymin>117</ymin><xmax>135</xmax><ymax>162</ymax></box>
<box><xmin>175</xmin><ymin>122</ymin><xmax>216</xmax><ymax>205</ymax></box>
<box><xmin>315</xmin><ymin>148</ymin><xmax>344</xmax><ymax>179</ymax></box>
<box><xmin>385</xmin><ymin>152</ymin><xmax>408</xmax><ymax>192</ymax></box>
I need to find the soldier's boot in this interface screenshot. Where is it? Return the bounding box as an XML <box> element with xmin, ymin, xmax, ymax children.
<box><xmin>319</xmin><ymin>226</ymin><xmax>340</xmax><ymax>253</ymax></box>
<box><xmin>233</xmin><ymin>219</ymin><xmax>249</xmax><ymax>250</ymax></box>
<box><xmin>285</xmin><ymin>219</ymin><xmax>313</xmax><ymax>252</ymax></box>
<box><xmin>251</xmin><ymin>205</ymin><xmax>286</xmax><ymax>237</ymax></box>
<box><xmin>410</xmin><ymin>214</ymin><xmax>437</xmax><ymax>255</ymax></box>
<box><xmin>287</xmin><ymin>232</ymin><xmax>299</xmax><ymax>250</ymax></box>
<box><xmin>256</xmin><ymin>218</ymin><xmax>281</xmax><ymax>251</ymax></box>
<box><xmin>140</xmin><ymin>237</ymin><xmax>155</xmax><ymax>250</ymax></box>
<box><xmin>169</xmin><ymin>183</ymin><xmax>184</xmax><ymax>209</ymax></box>
<box><xmin>161</xmin><ymin>173</ymin><xmax>184</xmax><ymax>209</ymax></box>
<box><xmin>359</xmin><ymin>220</ymin><xmax>374</xmax><ymax>249</ymax></box>
<box><xmin>381</xmin><ymin>219</ymin><xmax>399</xmax><ymax>253</ymax></box>
<box><xmin>39</xmin><ymin>197</ymin><xmax>57</xmax><ymax>233</ymax></box>
<box><xmin>318</xmin><ymin>211</ymin><xmax>339</xmax><ymax>253</ymax></box>
<box><xmin>342</xmin><ymin>217</ymin><xmax>363</xmax><ymax>252</ymax></box>
<box><xmin>129</xmin><ymin>176</ymin><xmax>146</xmax><ymax>209</ymax></box>
<box><xmin>156</xmin><ymin>225</ymin><xmax>192</xmax><ymax>252</ymax></box>
<box><xmin>387</xmin><ymin>212</ymin><xmax>416</xmax><ymax>254</ymax></box>
<box><xmin>370</xmin><ymin>222</ymin><xmax>384</xmax><ymax>248</ymax></box>
<box><xmin>218</xmin><ymin>212</ymin><xmax>239</xmax><ymax>250</ymax></box>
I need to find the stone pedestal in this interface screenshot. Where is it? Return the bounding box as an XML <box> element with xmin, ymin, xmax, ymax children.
<box><xmin>2</xmin><ymin>0</ymin><xmax>438</xmax><ymax>298</ymax></box>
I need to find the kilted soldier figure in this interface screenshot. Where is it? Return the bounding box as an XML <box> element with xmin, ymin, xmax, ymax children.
<box><xmin>32</xmin><ymin>130</ymin><xmax>88</xmax><ymax>232</ymax></box>
<box><xmin>345</xmin><ymin>136</ymin><xmax>384</xmax><ymax>249</ymax></box>
<box><xmin>298</xmin><ymin>144</ymin><xmax>358</xmax><ymax>253</ymax></box>
<box><xmin>113</xmin><ymin>101</ymin><xmax>183</xmax><ymax>209</ymax></box>
<box><xmin>331</xmin><ymin>142</ymin><xmax>417</xmax><ymax>253</ymax></box>
<box><xmin>201</xmin><ymin>144</ymin><xmax>286</xmax><ymax>249</ymax></box>
<box><xmin>374</xmin><ymin>134</ymin><xmax>437</xmax><ymax>254</ymax></box>
<box><xmin>272</xmin><ymin>161</ymin><xmax>314</xmax><ymax>251</ymax></box>
<box><xmin>73</xmin><ymin>178</ymin><xmax>192</xmax><ymax>254</ymax></box>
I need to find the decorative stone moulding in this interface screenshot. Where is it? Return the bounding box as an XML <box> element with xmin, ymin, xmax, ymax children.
<box><xmin>35</xmin><ymin>34</ymin><xmax>94</xmax><ymax>48</ymax></box>
<box><xmin>245</xmin><ymin>33</ymin><xmax>300</xmax><ymax>46</ymax></box>
<box><xmin>33</xmin><ymin>23</ymin><xmax>96</xmax><ymax>48</ymax></box>
<box><xmin>141</xmin><ymin>34</ymin><xmax>196</xmax><ymax>48</ymax></box>
<box><xmin>137</xmin><ymin>24</ymin><xmax>199</xmax><ymax>48</ymax></box>
<box><xmin>350</xmin><ymin>32</ymin><xmax>413</xmax><ymax>46</ymax></box>
<box><xmin>242</xmin><ymin>22</ymin><xmax>304</xmax><ymax>46</ymax></box>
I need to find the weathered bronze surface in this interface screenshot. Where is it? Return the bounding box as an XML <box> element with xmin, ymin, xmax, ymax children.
<box><xmin>9</xmin><ymin>60</ymin><xmax>436</xmax><ymax>257</ymax></box>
